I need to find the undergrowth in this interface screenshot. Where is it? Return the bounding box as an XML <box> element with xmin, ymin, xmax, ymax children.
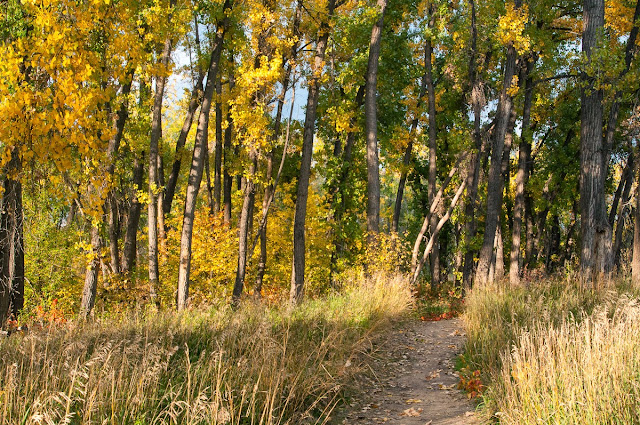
<box><xmin>462</xmin><ymin>275</ymin><xmax>640</xmax><ymax>424</ymax></box>
<box><xmin>0</xmin><ymin>272</ymin><xmax>412</xmax><ymax>425</ymax></box>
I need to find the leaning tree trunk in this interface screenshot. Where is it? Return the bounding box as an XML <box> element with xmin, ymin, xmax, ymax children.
<box><xmin>80</xmin><ymin>68</ymin><xmax>134</xmax><ymax>318</ymax></box>
<box><xmin>580</xmin><ymin>0</ymin><xmax>611</xmax><ymax>284</ymax></box>
<box><xmin>290</xmin><ymin>0</ymin><xmax>337</xmax><ymax>304</ymax></box>
<box><xmin>364</xmin><ymin>0</ymin><xmax>387</xmax><ymax>239</ymax></box>
<box><xmin>474</xmin><ymin>0</ymin><xmax>520</xmax><ymax>286</ymax></box>
<box><xmin>176</xmin><ymin>0</ymin><xmax>232</xmax><ymax>311</ymax></box>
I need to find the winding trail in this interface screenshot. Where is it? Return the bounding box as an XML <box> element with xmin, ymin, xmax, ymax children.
<box><xmin>331</xmin><ymin>318</ymin><xmax>480</xmax><ymax>425</ymax></box>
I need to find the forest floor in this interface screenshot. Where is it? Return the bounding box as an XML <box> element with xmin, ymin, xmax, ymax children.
<box><xmin>330</xmin><ymin>317</ymin><xmax>481</xmax><ymax>425</ymax></box>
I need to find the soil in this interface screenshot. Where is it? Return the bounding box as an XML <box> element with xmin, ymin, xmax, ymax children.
<box><xmin>330</xmin><ymin>317</ymin><xmax>481</xmax><ymax>425</ymax></box>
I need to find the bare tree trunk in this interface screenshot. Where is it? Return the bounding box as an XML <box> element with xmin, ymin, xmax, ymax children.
<box><xmin>149</xmin><ymin>33</ymin><xmax>173</xmax><ymax>306</ymax></box>
<box><xmin>580</xmin><ymin>0</ymin><xmax>611</xmax><ymax>284</ymax></box>
<box><xmin>177</xmin><ymin>0</ymin><xmax>232</xmax><ymax>311</ymax></box>
<box><xmin>365</xmin><ymin>0</ymin><xmax>387</xmax><ymax>238</ymax></box>
<box><xmin>107</xmin><ymin>194</ymin><xmax>120</xmax><ymax>274</ymax></box>
<box><xmin>223</xmin><ymin>72</ymin><xmax>236</xmax><ymax>227</ymax></box>
<box><xmin>633</xmin><ymin>157</ymin><xmax>640</xmax><ymax>286</ymax></box>
<box><xmin>204</xmin><ymin>147</ymin><xmax>215</xmax><ymax>215</ymax></box>
<box><xmin>233</xmin><ymin>154</ymin><xmax>257</xmax><ymax>303</ymax></box>
<box><xmin>411</xmin><ymin>179</ymin><xmax>466</xmax><ymax>284</ymax></box>
<box><xmin>80</xmin><ymin>225</ymin><xmax>101</xmax><ymax>319</ymax></box>
<box><xmin>410</xmin><ymin>153</ymin><xmax>467</xmax><ymax>274</ymax></box>
<box><xmin>495</xmin><ymin>223</ymin><xmax>504</xmax><ymax>279</ymax></box>
<box><xmin>80</xmin><ymin>68</ymin><xmax>134</xmax><ymax>317</ymax></box>
<box><xmin>163</xmin><ymin>12</ymin><xmax>206</xmax><ymax>216</ymax></box>
<box><xmin>424</xmin><ymin>8</ymin><xmax>440</xmax><ymax>288</ymax></box>
<box><xmin>0</xmin><ymin>150</ymin><xmax>23</xmax><ymax>327</ymax></box>
<box><xmin>122</xmin><ymin>153</ymin><xmax>145</xmax><ymax>273</ymax></box>
<box><xmin>214</xmin><ymin>80</ymin><xmax>223</xmax><ymax>214</ymax></box>
<box><xmin>290</xmin><ymin>0</ymin><xmax>337</xmax><ymax>304</ymax></box>
<box><xmin>462</xmin><ymin>0</ymin><xmax>483</xmax><ymax>289</ymax></box>
<box><xmin>613</xmin><ymin>154</ymin><xmax>634</xmax><ymax>267</ymax></box>
<box><xmin>510</xmin><ymin>58</ymin><xmax>535</xmax><ymax>285</ymax></box>
<box><xmin>474</xmin><ymin>0</ymin><xmax>520</xmax><ymax>286</ymax></box>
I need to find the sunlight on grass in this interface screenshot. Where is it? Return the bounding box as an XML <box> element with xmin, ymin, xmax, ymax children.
<box><xmin>0</xmin><ymin>272</ymin><xmax>412</xmax><ymax>425</ymax></box>
<box><xmin>463</xmin><ymin>276</ymin><xmax>640</xmax><ymax>424</ymax></box>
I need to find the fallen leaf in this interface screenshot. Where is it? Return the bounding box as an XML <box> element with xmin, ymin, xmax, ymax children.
<box><xmin>405</xmin><ymin>398</ymin><xmax>422</xmax><ymax>404</ymax></box>
<box><xmin>401</xmin><ymin>407</ymin><xmax>423</xmax><ymax>417</ymax></box>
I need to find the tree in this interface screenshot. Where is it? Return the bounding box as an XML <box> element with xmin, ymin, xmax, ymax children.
<box><xmin>176</xmin><ymin>0</ymin><xmax>233</xmax><ymax>311</ymax></box>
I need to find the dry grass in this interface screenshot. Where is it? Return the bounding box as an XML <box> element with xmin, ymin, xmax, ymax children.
<box><xmin>463</xmin><ymin>277</ymin><xmax>640</xmax><ymax>424</ymax></box>
<box><xmin>0</xmin><ymin>272</ymin><xmax>412</xmax><ymax>425</ymax></box>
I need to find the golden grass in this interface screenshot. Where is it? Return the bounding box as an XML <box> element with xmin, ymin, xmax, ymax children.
<box><xmin>0</xmin><ymin>272</ymin><xmax>412</xmax><ymax>425</ymax></box>
<box><xmin>463</xmin><ymin>277</ymin><xmax>640</xmax><ymax>424</ymax></box>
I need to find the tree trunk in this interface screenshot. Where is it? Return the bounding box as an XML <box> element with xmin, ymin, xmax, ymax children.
<box><xmin>365</xmin><ymin>0</ymin><xmax>387</xmax><ymax>238</ymax></box>
<box><xmin>411</xmin><ymin>179</ymin><xmax>466</xmax><ymax>285</ymax></box>
<box><xmin>580</xmin><ymin>0</ymin><xmax>611</xmax><ymax>284</ymax></box>
<box><xmin>233</xmin><ymin>154</ymin><xmax>257</xmax><ymax>304</ymax></box>
<box><xmin>510</xmin><ymin>59</ymin><xmax>535</xmax><ymax>285</ymax></box>
<box><xmin>223</xmin><ymin>71</ymin><xmax>236</xmax><ymax>227</ymax></box>
<box><xmin>0</xmin><ymin>151</ymin><xmax>23</xmax><ymax>327</ymax></box>
<box><xmin>80</xmin><ymin>68</ymin><xmax>134</xmax><ymax>316</ymax></box>
<box><xmin>462</xmin><ymin>0</ymin><xmax>483</xmax><ymax>289</ymax></box>
<box><xmin>122</xmin><ymin>153</ymin><xmax>145</xmax><ymax>273</ymax></box>
<box><xmin>633</xmin><ymin>158</ymin><xmax>640</xmax><ymax>286</ymax></box>
<box><xmin>177</xmin><ymin>0</ymin><xmax>232</xmax><ymax>311</ymax></box>
<box><xmin>149</xmin><ymin>33</ymin><xmax>173</xmax><ymax>306</ymax></box>
<box><xmin>424</xmin><ymin>8</ymin><xmax>439</xmax><ymax>289</ymax></box>
<box><xmin>613</xmin><ymin>154</ymin><xmax>634</xmax><ymax>267</ymax></box>
<box><xmin>290</xmin><ymin>0</ymin><xmax>337</xmax><ymax>304</ymax></box>
<box><xmin>474</xmin><ymin>0</ymin><xmax>520</xmax><ymax>286</ymax></box>
<box><xmin>80</xmin><ymin>225</ymin><xmax>101</xmax><ymax>319</ymax></box>
<box><xmin>214</xmin><ymin>80</ymin><xmax>223</xmax><ymax>214</ymax></box>
<box><xmin>107</xmin><ymin>194</ymin><xmax>120</xmax><ymax>274</ymax></box>
<box><xmin>495</xmin><ymin>223</ymin><xmax>504</xmax><ymax>280</ymax></box>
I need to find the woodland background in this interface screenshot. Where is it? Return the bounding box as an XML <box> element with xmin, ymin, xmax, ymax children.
<box><xmin>0</xmin><ymin>0</ymin><xmax>638</xmax><ymax>325</ymax></box>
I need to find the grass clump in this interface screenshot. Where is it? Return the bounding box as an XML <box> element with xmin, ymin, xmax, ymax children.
<box><xmin>463</xmin><ymin>276</ymin><xmax>640</xmax><ymax>424</ymax></box>
<box><xmin>0</xmin><ymin>272</ymin><xmax>412</xmax><ymax>425</ymax></box>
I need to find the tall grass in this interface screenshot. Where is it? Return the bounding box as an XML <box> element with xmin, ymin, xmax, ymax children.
<box><xmin>0</xmin><ymin>272</ymin><xmax>412</xmax><ymax>425</ymax></box>
<box><xmin>463</xmin><ymin>277</ymin><xmax>640</xmax><ymax>424</ymax></box>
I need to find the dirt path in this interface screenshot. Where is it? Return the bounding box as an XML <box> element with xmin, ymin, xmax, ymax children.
<box><xmin>331</xmin><ymin>318</ymin><xmax>480</xmax><ymax>425</ymax></box>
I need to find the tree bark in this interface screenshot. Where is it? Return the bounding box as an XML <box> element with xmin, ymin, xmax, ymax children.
<box><xmin>580</xmin><ymin>0</ymin><xmax>611</xmax><ymax>284</ymax></box>
<box><xmin>462</xmin><ymin>0</ymin><xmax>483</xmax><ymax>289</ymax></box>
<box><xmin>149</xmin><ymin>32</ymin><xmax>173</xmax><ymax>306</ymax></box>
<box><xmin>391</xmin><ymin>39</ymin><xmax>430</xmax><ymax>233</ymax></box>
<box><xmin>233</xmin><ymin>154</ymin><xmax>257</xmax><ymax>304</ymax></box>
<box><xmin>474</xmin><ymin>0</ymin><xmax>520</xmax><ymax>286</ymax></box>
<box><xmin>223</xmin><ymin>71</ymin><xmax>236</xmax><ymax>227</ymax></box>
<box><xmin>122</xmin><ymin>153</ymin><xmax>145</xmax><ymax>273</ymax></box>
<box><xmin>613</xmin><ymin>154</ymin><xmax>634</xmax><ymax>267</ymax></box>
<box><xmin>411</xmin><ymin>179</ymin><xmax>466</xmax><ymax>285</ymax></box>
<box><xmin>214</xmin><ymin>80</ymin><xmax>223</xmax><ymax>213</ymax></box>
<box><xmin>290</xmin><ymin>0</ymin><xmax>337</xmax><ymax>304</ymax></box>
<box><xmin>79</xmin><ymin>225</ymin><xmax>101</xmax><ymax>319</ymax></box>
<box><xmin>424</xmin><ymin>8</ymin><xmax>439</xmax><ymax>288</ymax></box>
<box><xmin>0</xmin><ymin>150</ymin><xmax>23</xmax><ymax>328</ymax></box>
<box><xmin>510</xmin><ymin>60</ymin><xmax>535</xmax><ymax>285</ymax></box>
<box><xmin>80</xmin><ymin>67</ymin><xmax>134</xmax><ymax>317</ymax></box>
<box><xmin>365</xmin><ymin>0</ymin><xmax>387</xmax><ymax>238</ymax></box>
<box><xmin>177</xmin><ymin>0</ymin><xmax>232</xmax><ymax>311</ymax></box>
<box><xmin>633</xmin><ymin>156</ymin><xmax>640</xmax><ymax>286</ymax></box>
